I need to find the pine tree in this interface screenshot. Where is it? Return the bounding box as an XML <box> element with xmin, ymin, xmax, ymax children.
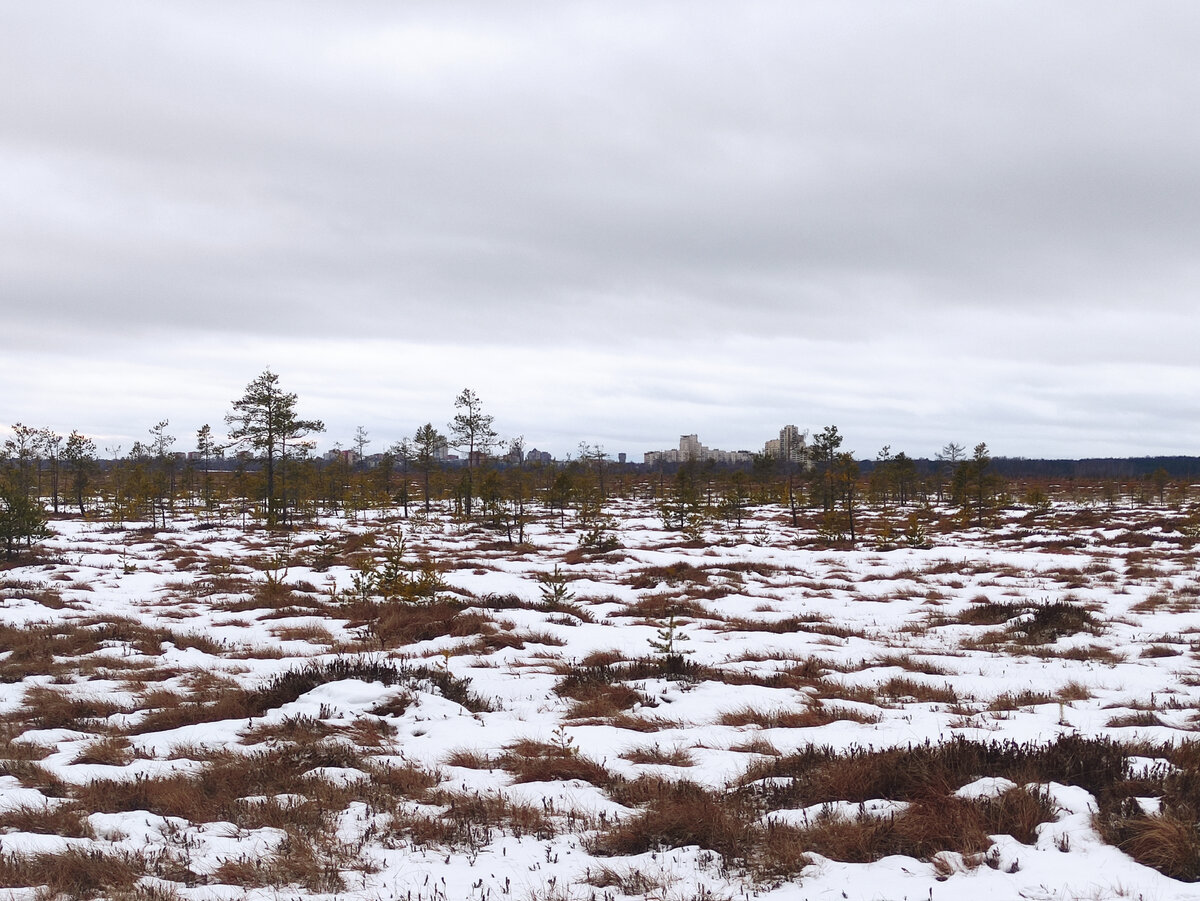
<box><xmin>225</xmin><ymin>369</ymin><xmax>324</xmax><ymax>526</ymax></box>
<box><xmin>0</xmin><ymin>484</ymin><xmax>50</xmax><ymax>560</ymax></box>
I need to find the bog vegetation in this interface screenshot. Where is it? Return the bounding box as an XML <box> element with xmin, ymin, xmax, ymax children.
<box><xmin>2</xmin><ymin>372</ymin><xmax>1200</xmax><ymax>900</ymax></box>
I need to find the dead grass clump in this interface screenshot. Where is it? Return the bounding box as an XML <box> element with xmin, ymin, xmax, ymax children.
<box><xmin>465</xmin><ymin>626</ymin><xmax>566</xmax><ymax>653</ymax></box>
<box><xmin>394</xmin><ymin>791</ymin><xmax>554</xmax><ymax>849</ymax></box>
<box><xmin>1050</xmin><ymin>644</ymin><xmax>1125</xmax><ymax>665</ymax></box>
<box><xmin>500</xmin><ymin>740</ymin><xmax>615</xmax><ymax>787</ymax></box>
<box><xmin>270</xmin><ymin>623</ymin><xmax>335</xmax><ymax>644</ymax></box>
<box><xmin>729</xmin><ymin>736</ymin><xmax>781</xmax><ymax>756</ymax></box>
<box><xmin>72</xmin><ymin>736</ymin><xmax>135</xmax><ymax>766</ymax></box>
<box><xmin>0</xmin><ymin>759</ymin><xmax>67</xmax><ymax>796</ymax></box>
<box><xmin>1057</xmin><ymin>681</ymin><xmax>1094</xmax><ymax>702</ymax></box>
<box><xmin>1106</xmin><ymin>711</ymin><xmax>1167</xmax><ymax>729</ymax></box>
<box><xmin>0</xmin><ymin>847</ymin><xmax>143</xmax><ymax>899</ymax></box>
<box><xmin>719</xmin><ymin>615</ymin><xmax>836</xmax><ymax>635</ymax></box>
<box><xmin>620</xmin><ymin>744</ymin><xmax>696</xmax><ymax>766</ymax></box>
<box><xmin>957</xmin><ymin>601</ymin><xmax>1025</xmax><ymax>626</ymax></box>
<box><xmin>0</xmin><ymin>802</ymin><xmax>95</xmax><ymax>837</ymax></box>
<box><xmin>877</xmin><ymin>677</ymin><xmax>958</xmax><ymax>705</ymax></box>
<box><xmin>1016</xmin><ymin>601</ymin><xmax>1101</xmax><ymax>643</ymax></box>
<box><xmin>616</xmin><ymin>594</ymin><xmax>711</xmax><ymax>622</ymax></box>
<box><xmin>562</xmin><ymin>682</ymin><xmax>647</xmax><ymax>719</ymax></box>
<box><xmin>626</xmin><ymin>562</ymin><xmax>710</xmax><ymax>589</ymax></box>
<box><xmin>345</xmin><ymin>716</ymin><xmax>398</xmax><ymax>748</ymax></box>
<box><xmin>872</xmin><ymin>654</ymin><xmax>950</xmax><ymax>676</ymax></box>
<box><xmin>211</xmin><ymin>833</ymin><xmax>352</xmax><ymax>894</ymax></box>
<box><xmin>582</xmin><ymin>865</ymin><xmax>669</xmax><ymax>896</ymax></box>
<box><xmin>1142</xmin><ymin>644</ymin><xmax>1183</xmax><ymax>658</ymax></box>
<box><xmin>74</xmin><ymin>741</ymin><xmax>365</xmax><ymax>824</ymax></box>
<box><xmin>443</xmin><ymin>748</ymin><xmax>495</xmax><ymax>769</ymax></box>
<box><xmin>579</xmin><ymin>649</ymin><xmax>625</xmax><ymax>667</ymax></box>
<box><xmin>555</xmin><ymin>662</ymin><xmax>652</xmax><ymax>718</ymax></box>
<box><xmin>357</xmin><ymin>600</ymin><xmax>490</xmax><ymax>647</ymax></box>
<box><xmin>719</xmin><ymin>704</ymin><xmax>879</xmax><ymax>729</ymax></box>
<box><xmin>134</xmin><ymin>657</ymin><xmax>489</xmax><ymax>734</ymax></box>
<box><xmin>241</xmin><ymin>714</ymin><xmax>334</xmax><ymax>745</ymax></box>
<box><xmin>741</xmin><ymin>734</ymin><xmax>1130</xmax><ymax>812</ymax></box>
<box><xmin>607</xmin><ymin>713</ymin><xmax>682</xmax><ymax>733</ymax></box>
<box><xmin>763</xmin><ymin>787</ymin><xmax>1054</xmax><ymax>867</ymax></box>
<box><xmin>555</xmin><ymin>657</ymin><xmax>709</xmax><ymax>703</ymax></box>
<box><xmin>20</xmin><ymin>685</ymin><xmax>129</xmax><ymax>730</ymax></box>
<box><xmin>364</xmin><ymin>761</ymin><xmax>440</xmax><ymax>801</ymax></box>
<box><xmin>988</xmin><ymin>691</ymin><xmax>1055</xmax><ymax>711</ymax></box>
<box><xmin>591</xmin><ymin>780</ymin><xmax>752</xmax><ymax>860</ymax></box>
<box><xmin>0</xmin><ymin>725</ymin><xmax>51</xmax><ymax>761</ymax></box>
<box><xmin>1099</xmin><ymin>803</ymin><xmax>1200</xmax><ymax>881</ymax></box>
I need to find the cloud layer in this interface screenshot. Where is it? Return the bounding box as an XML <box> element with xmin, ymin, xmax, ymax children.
<box><xmin>4</xmin><ymin>2</ymin><xmax>1199</xmax><ymax>457</ymax></box>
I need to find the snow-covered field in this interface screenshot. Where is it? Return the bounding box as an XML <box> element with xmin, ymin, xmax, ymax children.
<box><xmin>2</xmin><ymin>499</ymin><xmax>1200</xmax><ymax>900</ymax></box>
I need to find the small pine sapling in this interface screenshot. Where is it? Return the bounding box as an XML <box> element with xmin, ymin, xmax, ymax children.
<box><xmin>537</xmin><ymin>565</ymin><xmax>575</xmax><ymax>605</ymax></box>
<box><xmin>649</xmin><ymin>610</ymin><xmax>693</xmax><ymax>675</ymax></box>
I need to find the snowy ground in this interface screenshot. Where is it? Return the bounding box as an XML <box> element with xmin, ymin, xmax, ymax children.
<box><xmin>2</xmin><ymin>498</ymin><xmax>1199</xmax><ymax>900</ymax></box>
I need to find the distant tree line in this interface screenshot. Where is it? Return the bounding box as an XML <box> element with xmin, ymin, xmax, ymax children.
<box><xmin>1</xmin><ymin>367</ymin><xmax>1197</xmax><ymax>558</ymax></box>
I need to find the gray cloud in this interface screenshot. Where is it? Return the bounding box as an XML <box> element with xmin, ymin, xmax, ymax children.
<box><xmin>3</xmin><ymin>2</ymin><xmax>1200</xmax><ymax>456</ymax></box>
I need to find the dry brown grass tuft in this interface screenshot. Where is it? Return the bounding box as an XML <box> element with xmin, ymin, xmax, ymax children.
<box><xmin>73</xmin><ymin>743</ymin><xmax>366</xmax><ymax>825</ymax></box>
<box><xmin>211</xmin><ymin>832</ymin><xmax>361</xmax><ymax>893</ymax></box>
<box><xmin>1106</xmin><ymin>711</ymin><xmax>1167</xmax><ymax>729</ymax></box>
<box><xmin>1057</xmin><ymin>680</ymin><xmax>1094</xmax><ymax>702</ymax></box>
<box><xmin>625</xmin><ymin>561</ymin><xmax>710</xmax><ymax>589</ymax></box>
<box><xmin>500</xmin><ymin>739</ymin><xmax>616</xmax><ymax>787</ymax></box>
<box><xmin>270</xmin><ymin>622</ymin><xmax>335</xmax><ymax>644</ymax></box>
<box><xmin>391</xmin><ymin>790</ymin><xmax>555</xmax><ymax>850</ymax></box>
<box><xmin>240</xmin><ymin>714</ymin><xmax>334</xmax><ymax>745</ymax></box>
<box><xmin>20</xmin><ymin>685</ymin><xmax>129</xmax><ymax>730</ymax></box>
<box><xmin>719</xmin><ymin>704</ymin><xmax>880</xmax><ymax>729</ymax></box>
<box><xmin>356</xmin><ymin>600</ymin><xmax>490</xmax><ymax>647</ymax></box>
<box><xmin>989</xmin><ymin>691</ymin><xmax>1056</xmax><ymax>712</ymax></box>
<box><xmin>582</xmin><ymin>865</ymin><xmax>671</xmax><ymax>896</ymax></box>
<box><xmin>1141</xmin><ymin>644</ymin><xmax>1183</xmax><ymax>658</ymax></box>
<box><xmin>620</xmin><ymin>744</ymin><xmax>696</xmax><ymax>766</ymax></box>
<box><xmin>729</xmin><ymin>735</ymin><xmax>781</xmax><ymax>756</ymax></box>
<box><xmin>0</xmin><ymin>802</ymin><xmax>95</xmax><ymax>837</ymax></box>
<box><xmin>593</xmin><ymin>779</ymin><xmax>753</xmax><ymax>860</ymax></box>
<box><xmin>0</xmin><ymin>847</ymin><xmax>144</xmax><ymax>899</ymax></box>
<box><xmin>606</xmin><ymin>713</ymin><xmax>682</xmax><ymax>732</ymax></box>
<box><xmin>558</xmin><ymin>679</ymin><xmax>647</xmax><ymax>720</ymax></box>
<box><xmin>1100</xmin><ymin>807</ymin><xmax>1200</xmax><ymax>880</ymax></box>
<box><xmin>364</xmin><ymin>760</ymin><xmax>441</xmax><ymax>800</ymax></box>
<box><xmin>753</xmin><ymin>785</ymin><xmax>1053</xmax><ymax>874</ymax></box>
<box><xmin>72</xmin><ymin>735</ymin><xmax>135</xmax><ymax>766</ymax></box>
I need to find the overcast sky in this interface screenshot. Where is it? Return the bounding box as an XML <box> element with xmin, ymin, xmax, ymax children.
<box><xmin>4</xmin><ymin>2</ymin><xmax>1199</xmax><ymax>460</ymax></box>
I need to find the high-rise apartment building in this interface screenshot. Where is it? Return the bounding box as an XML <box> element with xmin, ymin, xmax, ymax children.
<box><xmin>763</xmin><ymin>425</ymin><xmax>808</xmax><ymax>464</ymax></box>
